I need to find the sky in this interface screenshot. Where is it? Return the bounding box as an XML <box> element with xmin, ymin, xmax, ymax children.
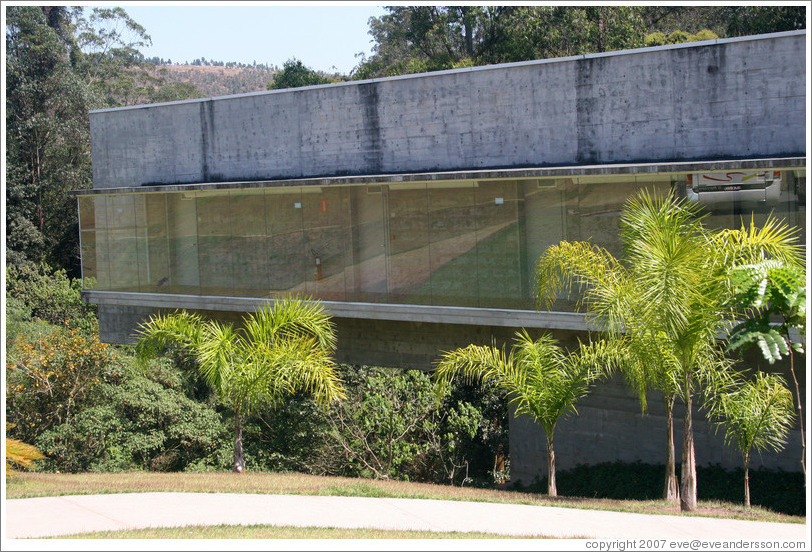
<box><xmin>122</xmin><ymin>3</ymin><xmax>388</xmax><ymax>75</ymax></box>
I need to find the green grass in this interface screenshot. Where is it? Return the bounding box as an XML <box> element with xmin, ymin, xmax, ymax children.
<box><xmin>6</xmin><ymin>470</ymin><xmax>804</xmax><ymax>525</ymax></box>
<box><xmin>52</xmin><ymin>524</ymin><xmax>556</xmax><ymax>539</ymax></box>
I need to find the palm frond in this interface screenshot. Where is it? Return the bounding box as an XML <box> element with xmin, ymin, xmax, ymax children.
<box><xmin>6</xmin><ymin>424</ymin><xmax>45</xmax><ymax>473</ymax></box>
<box><xmin>713</xmin><ymin>215</ymin><xmax>803</xmax><ymax>270</ymax></box>
<box><xmin>245</xmin><ymin>296</ymin><xmax>336</xmax><ymax>352</ymax></box>
<box><xmin>131</xmin><ymin>310</ymin><xmax>205</xmax><ymax>369</ymax></box>
<box><xmin>707</xmin><ymin>372</ymin><xmax>795</xmax><ymax>457</ymax></box>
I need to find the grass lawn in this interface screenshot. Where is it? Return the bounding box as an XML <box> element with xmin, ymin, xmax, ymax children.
<box><xmin>7</xmin><ymin>470</ymin><xmax>804</xmax><ymax>526</ymax></box>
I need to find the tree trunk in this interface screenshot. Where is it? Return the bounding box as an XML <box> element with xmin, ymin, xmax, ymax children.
<box><xmin>679</xmin><ymin>392</ymin><xmax>697</xmax><ymax>512</ymax></box>
<box><xmin>663</xmin><ymin>394</ymin><xmax>680</xmax><ymax>503</ymax></box>
<box><xmin>786</xmin><ymin>343</ymin><xmax>806</xmax><ymax>479</ymax></box>
<box><xmin>233</xmin><ymin>409</ymin><xmax>245</xmax><ymax>473</ymax></box>
<box><xmin>743</xmin><ymin>452</ymin><xmax>751</xmax><ymax>508</ymax></box>
<box><xmin>546</xmin><ymin>431</ymin><xmax>557</xmax><ymax>497</ymax></box>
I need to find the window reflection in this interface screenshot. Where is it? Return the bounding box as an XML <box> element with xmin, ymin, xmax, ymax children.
<box><xmin>79</xmin><ymin>168</ymin><xmax>807</xmax><ymax>311</ymax></box>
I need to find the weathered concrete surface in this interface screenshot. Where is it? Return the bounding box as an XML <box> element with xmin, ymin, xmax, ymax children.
<box><xmin>89</xmin><ymin>32</ymin><xmax>805</xmax><ymax>189</ymax></box>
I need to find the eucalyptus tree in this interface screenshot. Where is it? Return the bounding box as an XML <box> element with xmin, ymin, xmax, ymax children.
<box><xmin>706</xmin><ymin>371</ymin><xmax>795</xmax><ymax>507</ymax></box>
<box><xmin>535</xmin><ymin>190</ymin><xmax>801</xmax><ymax>511</ymax></box>
<box><xmin>6</xmin><ymin>5</ymin><xmax>91</xmax><ymax>274</ymax></box>
<box><xmin>434</xmin><ymin>330</ymin><xmax>610</xmax><ymax>497</ymax></box>
<box><xmin>134</xmin><ymin>297</ymin><xmax>345</xmax><ymax>473</ymax></box>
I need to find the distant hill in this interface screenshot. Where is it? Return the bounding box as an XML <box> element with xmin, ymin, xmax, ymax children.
<box><xmin>150</xmin><ymin>64</ymin><xmax>278</xmax><ymax>99</ymax></box>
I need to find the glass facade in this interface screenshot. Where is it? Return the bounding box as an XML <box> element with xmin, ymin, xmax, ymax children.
<box><xmin>78</xmin><ymin>168</ymin><xmax>806</xmax><ymax>312</ymax></box>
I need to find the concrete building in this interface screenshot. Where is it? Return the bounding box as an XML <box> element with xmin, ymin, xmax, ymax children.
<box><xmin>76</xmin><ymin>31</ymin><xmax>807</xmax><ymax>483</ymax></box>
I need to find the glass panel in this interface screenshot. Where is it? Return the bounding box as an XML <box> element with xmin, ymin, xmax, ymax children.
<box><xmin>105</xmin><ymin>196</ymin><xmax>140</xmax><ymax>291</ymax></box>
<box><xmin>230</xmin><ymin>190</ymin><xmax>270</xmax><ymax>297</ymax></box>
<box><xmin>140</xmin><ymin>194</ymin><xmax>171</xmax><ymax>292</ymax></box>
<box><xmin>688</xmin><ymin>170</ymin><xmax>804</xmax><ymax>244</ymax></box>
<box><xmin>77</xmin><ymin>168</ymin><xmax>806</xmax><ymax>313</ymax></box>
<box><xmin>573</xmin><ymin>174</ymin><xmax>637</xmax><ymax>259</ymax></box>
<box><xmin>303</xmin><ymin>187</ymin><xmax>348</xmax><ymax>301</ymax></box>
<box><xmin>133</xmin><ymin>195</ymin><xmax>149</xmax><ymax>292</ymax></box>
<box><xmin>524</xmin><ymin>178</ymin><xmax>568</xmax><ymax>309</ymax></box>
<box><xmin>78</xmin><ymin>196</ymin><xmax>101</xmax><ymax>288</ymax></box>
<box><xmin>80</xmin><ymin>230</ymin><xmax>100</xmax><ymax>289</ymax></box>
<box><xmin>166</xmin><ymin>192</ymin><xmax>200</xmax><ymax>294</ymax></box>
<box><xmin>476</xmin><ymin>180</ymin><xmax>523</xmax><ymax>309</ymax></box>
<box><xmin>266</xmin><ymin>188</ymin><xmax>307</xmax><ymax>296</ymax></box>
<box><xmin>196</xmin><ymin>192</ymin><xmax>233</xmax><ymax>295</ymax></box>
<box><xmin>387</xmin><ymin>183</ymin><xmax>431</xmax><ymax>304</ymax></box>
<box><xmin>78</xmin><ymin>196</ymin><xmax>97</xmax><ymax>230</ymax></box>
<box><xmin>345</xmin><ymin>185</ymin><xmax>388</xmax><ymax>302</ymax></box>
<box><xmin>426</xmin><ymin>181</ymin><xmax>478</xmax><ymax>307</ymax></box>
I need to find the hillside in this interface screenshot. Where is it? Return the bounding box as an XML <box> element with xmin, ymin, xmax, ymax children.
<box><xmin>151</xmin><ymin>64</ymin><xmax>277</xmax><ymax>99</ymax></box>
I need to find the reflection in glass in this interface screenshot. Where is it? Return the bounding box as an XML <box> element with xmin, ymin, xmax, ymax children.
<box><xmin>78</xmin><ymin>168</ymin><xmax>806</xmax><ymax>312</ymax></box>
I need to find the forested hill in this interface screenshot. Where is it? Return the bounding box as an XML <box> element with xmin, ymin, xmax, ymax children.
<box><xmin>148</xmin><ymin>64</ymin><xmax>277</xmax><ymax>98</ymax></box>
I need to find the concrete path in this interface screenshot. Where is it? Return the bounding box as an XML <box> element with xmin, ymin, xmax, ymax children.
<box><xmin>4</xmin><ymin>492</ymin><xmax>809</xmax><ymax>542</ymax></box>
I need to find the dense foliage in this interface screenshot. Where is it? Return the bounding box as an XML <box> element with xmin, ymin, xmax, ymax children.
<box><xmin>267</xmin><ymin>58</ymin><xmax>336</xmax><ymax>90</ymax></box>
<box><xmin>352</xmin><ymin>5</ymin><xmax>805</xmax><ymax>78</ymax></box>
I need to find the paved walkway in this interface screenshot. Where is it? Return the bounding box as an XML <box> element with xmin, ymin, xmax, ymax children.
<box><xmin>4</xmin><ymin>492</ymin><xmax>809</xmax><ymax>541</ymax></box>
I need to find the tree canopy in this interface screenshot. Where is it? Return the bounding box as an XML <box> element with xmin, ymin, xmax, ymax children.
<box><xmin>353</xmin><ymin>5</ymin><xmax>805</xmax><ymax>79</ymax></box>
<box><xmin>268</xmin><ymin>58</ymin><xmax>333</xmax><ymax>90</ymax></box>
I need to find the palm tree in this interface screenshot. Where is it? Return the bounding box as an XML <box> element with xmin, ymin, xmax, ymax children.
<box><xmin>726</xmin><ymin>259</ymin><xmax>806</xmax><ymax>476</ymax></box>
<box><xmin>6</xmin><ymin>423</ymin><xmax>45</xmax><ymax>474</ymax></box>
<box><xmin>706</xmin><ymin>371</ymin><xmax>795</xmax><ymax>507</ymax></box>
<box><xmin>433</xmin><ymin>330</ymin><xmax>608</xmax><ymax>497</ymax></box>
<box><xmin>134</xmin><ymin>296</ymin><xmax>345</xmax><ymax>473</ymax></box>
<box><xmin>535</xmin><ymin>190</ymin><xmax>801</xmax><ymax>511</ymax></box>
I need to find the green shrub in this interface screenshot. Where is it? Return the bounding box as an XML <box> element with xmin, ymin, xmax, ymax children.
<box><xmin>645</xmin><ymin>32</ymin><xmax>667</xmax><ymax>47</ymax></box>
<box><xmin>666</xmin><ymin>30</ymin><xmax>692</xmax><ymax>44</ymax></box>
<box><xmin>237</xmin><ymin>365</ymin><xmax>508</xmax><ymax>486</ymax></box>
<box><xmin>6</xmin><ymin>324</ymin><xmax>121</xmax><ymax>443</ymax></box>
<box><xmin>5</xmin><ymin>263</ymin><xmax>96</xmax><ymax>331</ymax></box>
<box><xmin>34</xmin><ymin>359</ymin><xmax>230</xmax><ymax>472</ymax></box>
<box><xmin>692</xmin><ymin>29</ymin><xmax>719</xmax><ymax>41</ymax></box>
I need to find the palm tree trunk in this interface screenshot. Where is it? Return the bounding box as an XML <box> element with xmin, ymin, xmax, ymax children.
<box><xmin>786</xmin><ymin>343</ymin><xmax>805</xmax><ymax>479</ymax></box>
<box><xmin>663</xmin><ymin>394</ymin><xmax>680</xmax><ymax>503</ymax></box>
<box><xmin>679</xmin><ymin>391</ymin><xmax>697</xmax><ymax>512</ymax></box>
<box><xmin>233</xmin><ymin>408</ymin><xmax>245</xmax><ymax>473</ymax></box>
<box><xmin>546</xmin><ymin>431</ymin><xmax>557</xmax><ymax>497</ymax></box>
<box><xmin>743</xmin><ymin>451</ymin><xmax>751</xmax><ymax>508</ymax></box>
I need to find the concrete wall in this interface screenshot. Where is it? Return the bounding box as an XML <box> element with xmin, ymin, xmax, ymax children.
<box><xmin>89</xmin><ymin>32</ymin><xmax>805</xmax><ymax>189</ymax></box>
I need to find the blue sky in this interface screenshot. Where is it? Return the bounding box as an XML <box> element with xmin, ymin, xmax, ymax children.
<box><xmin>123</xmin><ymin>3</ymin><xmax>387</xmax><ymax>74</ymax></box>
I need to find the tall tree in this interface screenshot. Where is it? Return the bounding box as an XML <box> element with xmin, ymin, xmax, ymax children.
<box><xmin>73</xmin><ymin>7</ymin><xmax>159</xmax><ymax>108</ymax></box>
<box><xmin>535</xmin><ymin>191</ymin><xmax>802</xmax><ymax>511</ymax></box>
<box><xmin>354</xmin><ymin>6</ymin><xmax>646</xmax><ymax>78</ymax></box>
<box><xmin>6</xmin><ymin>5</ymin><xmax>91</xmax><ymax>275</ymax></box>
<box><xmin>722</xmin><ymin>6</ymin><xmax>806</xmax><ymax>37</ymax></box>
<box><xmin>134</xmin><ymin>297</ymin><xmax>345</xmax><ymax>473</ymax></box>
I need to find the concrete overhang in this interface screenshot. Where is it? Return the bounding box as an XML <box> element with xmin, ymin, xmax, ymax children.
<box><xmin>70</xmin><ymin>157</ymin><xmax>806</xmax><ymax>196</ymax></box>
<box><xmin>82</xmin><ymin>290</ymin><xmax>596</xmax><ymax>331</ymax></box>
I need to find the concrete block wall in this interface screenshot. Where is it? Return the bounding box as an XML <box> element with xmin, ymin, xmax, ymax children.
<box><xmin>89</xmin><ymin>32</ymin><xmax>805</xmax><ymax>189</ymax></box>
